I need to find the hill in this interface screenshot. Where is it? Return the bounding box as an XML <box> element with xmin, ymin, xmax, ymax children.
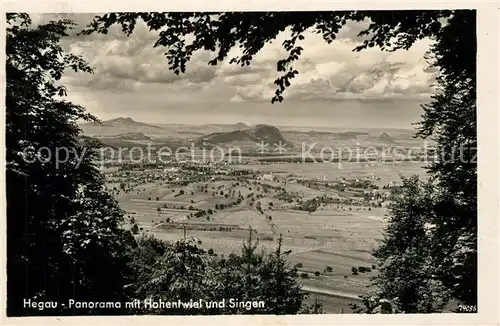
<box><xmin>79</xmin><ymin>117</ymin><xmax>164</xmax><ymax>136</ymax></box>
<box><xmin>107</xmin><ymin>132</ymin><xmax>152</xmax><ymax>141</ymax></box>
<box><xmin>197</xmin><ymin>124</ymin><xmax>292</xmax><ymax>148</ymax></box>
<box><xmin>101</xmin><ymin>117</ymin><xmax>163</xmax><ymax>129</ymax></box>
<box><xmin>376</xmin><ymin>132</ymin><xmax>399</xmax><ymax>145</ymax></box>
<box><xmin>234</xmin><ymin>122</ymin><xmax>248</xmax><ymax>129</ymax></box>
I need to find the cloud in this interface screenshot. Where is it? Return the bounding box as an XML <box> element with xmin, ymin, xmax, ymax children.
<box><xmin>283</xmin><ymin>58</ymin><xmax>436</xmax><ymax>101</ymax></box>
<box><xmin>222</xmin><ymin>72</ymin><xmax>266</xmax><ymax>87</ymax></box>
<box><xmin>335</xmin><ymin>18</ymin><xmax>372</xmax><ymax>41</ymax></box>
<box><xmin>46</xmin><ymin>13</ymin><xmax>438</xmax><ymax>118</ymax></box>
<box><xmin>66</xmin><ymin>27</ymin><xmax>218</xmax><ymax>90</ymax></box>
<box><xmin>191</xmin><ymin>22</ymin><xmax>436</xmax><ymax>101</ymax></box>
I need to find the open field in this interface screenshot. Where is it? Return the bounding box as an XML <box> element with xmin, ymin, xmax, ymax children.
<box><xmin>234</xmin><ymin>161</ymin><xmax>427</xmax><ymax>185</ymax></box>
<box><xmin>117</xmin><ymin>179</ymin><xmax>385</xmax><ymax>300</ymax></box>
<box><xmin>106</xmin><ymin>156</ymin><xmax>426</xmax><ymax>312</ymax></box>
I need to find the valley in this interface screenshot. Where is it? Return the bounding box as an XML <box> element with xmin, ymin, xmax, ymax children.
<box><xmin>84</xmin><ymin>117</ymin><xmax>429</xmax><ymax>313</ymax></box>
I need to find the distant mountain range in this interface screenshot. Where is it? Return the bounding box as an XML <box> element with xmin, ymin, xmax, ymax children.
<box><xmin>332</xmin><ymin>131</ymin><xmax>370</xmax><ymax>140</ymax></box>
<box><xmin>78</xmin><ymin>117</ymin><xmax>411</xmax><ymax>153</ymax></box>
<box><xmin>331</xmin><ymin>131</ymin><xmax>398</xmax><ymax>145</ymax></box>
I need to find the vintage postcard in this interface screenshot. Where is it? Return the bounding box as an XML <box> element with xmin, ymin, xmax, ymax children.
<box><xmin>1</xmin><ymin>1</ymin><xmax>498</xmax><ymax>325</ymax></box>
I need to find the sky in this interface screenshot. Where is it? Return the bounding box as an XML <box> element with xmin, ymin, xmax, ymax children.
<box><xmin>32</xmin><ymin>13</ymin><xmax>438</xmax><ymax>129</ymax></box>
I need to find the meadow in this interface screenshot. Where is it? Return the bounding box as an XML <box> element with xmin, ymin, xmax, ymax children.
<box><xmin>106</xmin><ymin>154</ymin><xmax>428</xmax><ymax>313</ymax></box>
<box><xmin>115</xmin><ymin>179</ymin><xmax>387</xmax><ymax>302</ymax></box>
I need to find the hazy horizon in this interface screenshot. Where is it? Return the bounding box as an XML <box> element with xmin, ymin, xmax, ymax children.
<box><xmin>89</xmin><ymin>98</ymin><xmax>425</xmax><ymax>130</ymax></box>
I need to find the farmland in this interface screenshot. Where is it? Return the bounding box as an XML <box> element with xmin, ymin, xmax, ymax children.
<box><xmin>104</xmin><ymin>159</ymin><xmax>420</xmax><ymax>312</ymax></box>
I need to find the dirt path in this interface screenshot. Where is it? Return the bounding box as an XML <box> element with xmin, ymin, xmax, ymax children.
<box><xmin>301</xmin><ymin>285</ymin><xmax>361</xmax><ymax>300</ymax></box>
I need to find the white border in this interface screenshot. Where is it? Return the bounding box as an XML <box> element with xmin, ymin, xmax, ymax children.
<box><xmin>0</xmin><ymin>1</ymin><xmax>498</xmax><ymax>325</ymax></box>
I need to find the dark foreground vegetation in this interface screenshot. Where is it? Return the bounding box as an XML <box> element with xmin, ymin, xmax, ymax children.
<box><xmin>6</xmin><ymin>10</ymin><xmax>476</xmax><ymax>316</ymax></box>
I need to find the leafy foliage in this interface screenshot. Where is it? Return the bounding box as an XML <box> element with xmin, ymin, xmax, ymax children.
<box><xmin>413</xmin><ymin>11</ymin><xmax>477</xmax><ymax>307</ymax></box>
<box><xmin>80</xmin><ymin>11</ymin><xmax>454</xmax><ymax>103</ymax></box>
<box><xmin>352</xmin><ymin>177</ymin><xmax>451</xmax><ymax>313</ymax></box>
<box><xmin>355</xmin><ymin>11</ymin><xmax>476</xmax><ymax>312</ymax></box>
<box><xmin>126</xmin><ymin>232</ymin><xmax>308</xmax><ymax>315</ymax></box>
<box><xmin>130</xmin><ymin>237</ymin><xmax>217</xmax><ymax>314</ymax></box>
<box><xmin>299</xmin><ymin>298</ymin><xmax>326</xmax><ymax>314</ymax></box>
<box><xmin>6</xmin><ymin>13</ymin><xmax>136</xmax><ymax>316</ymax></box>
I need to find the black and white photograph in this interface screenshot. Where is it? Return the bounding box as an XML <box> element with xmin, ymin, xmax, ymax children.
<box><xmin>2</xmin><ymin>2</ymin><xmax>499</xmax><ymax>323</ymax></box>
